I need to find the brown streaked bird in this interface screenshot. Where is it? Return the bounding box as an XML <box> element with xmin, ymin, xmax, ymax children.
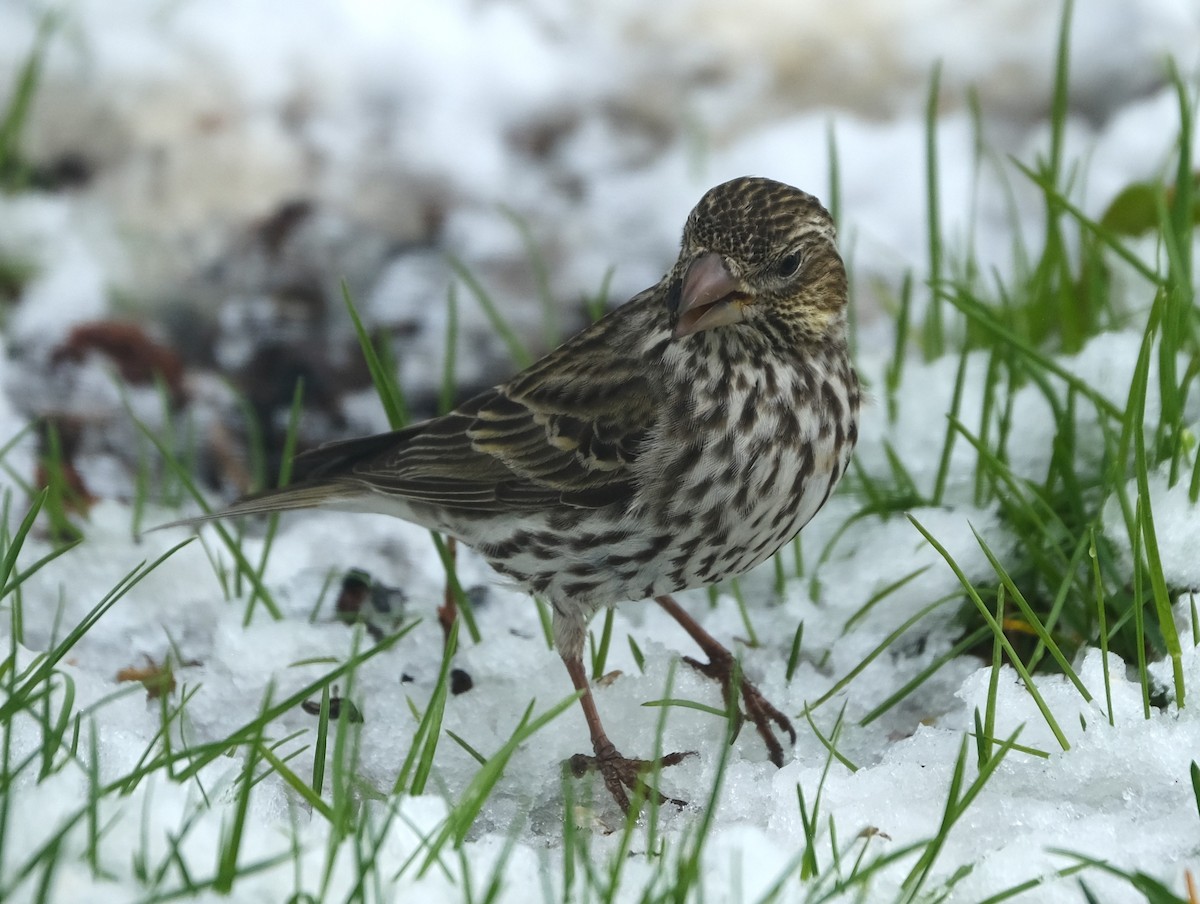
<box><xmin>162</xmin><ymin>177</ymin><xmax>860</xmax><ymax>812</ymax></box>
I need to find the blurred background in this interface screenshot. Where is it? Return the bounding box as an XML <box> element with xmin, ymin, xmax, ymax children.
<box><xmin>0</xmin><ymin>0</ymin><xmax>1196</xmax><ymax>505</ymax></box>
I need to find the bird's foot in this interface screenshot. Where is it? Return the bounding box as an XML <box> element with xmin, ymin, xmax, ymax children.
<box><xmin>567</xmin><ymin>743</ymin><xmax>693</xmax><ymax>813</ymax></box>
<box><xmin>683</xmin><ymin>649</ymin><xmax>796</xmax><ymax>767</ymax></box>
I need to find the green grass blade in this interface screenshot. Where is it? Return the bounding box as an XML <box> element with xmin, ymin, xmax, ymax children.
<box><xmin>909</xmin><ymin>515</ymin><xmax>1069</xmax><ymax>750</ymax></box>
<box><xmin>419</xmin><ymin>692</ymin><xmax>578</xmax><ymax>870</ymax></box>
<box><xmin>343</xmin><ymin>281</ymin><xmax>409</xmax><ymax>429</ymax></box>
<box><xmin>447</xmin><ymin>256</ymin><xmax>533</xmax><ymax>368</ymax></box>
<box><xmin>393</xmin><ymin>620</ymin><xmax>459</xmax><ymax>795</ymax></box>
<box><xmin>970</xmin><ymin>525</ymin><xmax>1092</xmax><ymax>701</ymax></box>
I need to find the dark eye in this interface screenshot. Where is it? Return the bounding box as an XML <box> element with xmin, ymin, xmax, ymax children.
<box><xmin>777</xmin><ymin>251</ymin><xmax>802</xmax><ymax>278</ymax></box>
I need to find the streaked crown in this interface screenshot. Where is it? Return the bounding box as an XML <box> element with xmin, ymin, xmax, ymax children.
<box><xmin>683</xmin><ymin>177</ymin><xmax>836</xmax><ymax>269</ymax></box>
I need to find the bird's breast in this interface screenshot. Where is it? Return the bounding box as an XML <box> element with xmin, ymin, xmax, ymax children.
<box><xmin>634</xmin><ymin>346</ymin><xmax>858</xmax><ymax>590</ymax></box>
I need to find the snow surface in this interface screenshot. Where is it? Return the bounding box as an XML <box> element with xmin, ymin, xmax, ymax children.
<box><xmin>2</xmin><ymin>1</ymin><xmax>1200</xmax><ymax>902</ymax></box>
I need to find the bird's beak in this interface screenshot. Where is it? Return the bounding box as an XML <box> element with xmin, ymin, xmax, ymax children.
<box><xmin>673</xmin><ymin>252</ymin><xmax>751</xmax><ymax>338</ymax></box>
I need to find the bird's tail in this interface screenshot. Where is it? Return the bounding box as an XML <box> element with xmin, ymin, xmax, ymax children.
<box><xmin>148</xmin><ymin>427</ymin><xmax>419</xmax><ymax>533</ymax></box>
<box><xmin>148</xmin><ymin>481</ymin><xmax>358</xmax><ymax>533</ymax></box>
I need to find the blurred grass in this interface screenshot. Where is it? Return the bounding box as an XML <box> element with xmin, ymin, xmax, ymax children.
<box><xmin>0</xmin><ymin>13</ymin><xmax>54</xmax><ymax>191</ymax></box>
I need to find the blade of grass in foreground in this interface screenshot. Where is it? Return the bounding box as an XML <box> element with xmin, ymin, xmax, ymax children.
<box><xmin>135</xmin><ymin>418</ymin><xmax>283</xmax><ymax>621</ymax></box>
<box><xmin>1089</xmin><ymin>529</ymin><xmax>1116</xmax><ymax>727</ymax></box>
<box><xmin>393</xmin><ymin>621</ymin><xmax>460</xmax><ymax>796</ymax></box>
<box><xmin>899</xmin><ymin>729</ymin><xmax>1022</xmax><ymax>902</ymax></box>
<box><xmin>258</xmin><ymin>741</ymin><xmax>334</xmax><ymax>822</ymax></box>
<box><xmin>1053</xmin><ymin>853</ymin><xmax>1191</xmax><ymax>904</ymax></box>
<box><xmin>0</xmin><ymin>489</ymin><xmax>49</xmax><ymax>607</ymax></box>
<box><xmin>0</xmin><ymin>535</ymin><xmax>194</xmax><ymax>724</ymax></box>
<box><xmin>419</xmin><ymin>692</ymin><xmax>579</xmax><ymax>873</ymax></box>
<box><xmin>859</xmin><ymin>625</ymin><xmax>991</xmax><ymax>728</ymax></box>
<box><xmin>805</xmin><ymin>591</ymin><xmax>957</xmax><ymax>713</ymax></box>
<box><xmin>1121</xmin><ymin>295</ymin><xmax>1186</xmax><ymax>707</ymax></box>
<box><xmin>342</xmin><ymin>282</ymin><xmax>481</xmax><ymax>643</ymax></box>
<box><xmin>161</xmin><ymin>626</ymin><xmax>415</xmax><ymax>785</ymax></box>
<box><xmin>971</xmin><ymin>526</ymin><xmax>1092</xmax><ymax>702</ymax></box>
<box><xmin>214</xmin><ymin>700</ymin><xmax>268</xmax><ymax>893</ymax></box>
<box><xmin>909</xmin><ymin>515</ymin><xmax>1069</xmax><ymax>751</ymax></box>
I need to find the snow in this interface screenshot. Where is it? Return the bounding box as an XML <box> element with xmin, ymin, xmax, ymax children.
<box><xmin>1107</xmin><ymin>469</ymin><xmax>1200</xmax><ymax>594</ymax></box>
<box><xmin>2</xmin><ymin>1</ymin><xmax>1200</xmax><ymax>902</ymax></box>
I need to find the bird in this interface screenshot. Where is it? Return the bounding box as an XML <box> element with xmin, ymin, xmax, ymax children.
<box><xmin>160</xmin><ymin>176</ymin><xmax>860</xmax><ymax>813</ymax></box>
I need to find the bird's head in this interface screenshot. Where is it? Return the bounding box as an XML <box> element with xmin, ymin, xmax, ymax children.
<box><xmin>667</xmin><ymin>177</ymin><xmax>848</xmax><ymax>345</ymax></box>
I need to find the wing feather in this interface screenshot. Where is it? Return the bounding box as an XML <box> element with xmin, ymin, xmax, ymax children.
<box><xmin>284</xmin><ymin>288</ymin><xmax>664</xmax><ymax>516</ymax></box>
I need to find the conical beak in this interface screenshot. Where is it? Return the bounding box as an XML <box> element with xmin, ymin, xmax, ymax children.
<box><xmin>673</xmin><ymin>252</ymin><xmax>751</xmax><ymax>338</ymax></box>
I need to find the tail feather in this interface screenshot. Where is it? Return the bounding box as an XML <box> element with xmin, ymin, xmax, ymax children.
<box><xmin>148</xmin><ymin>481</ymin><xmax>357</xmax><ymax>532</ymax></box>
<box><xmin>149</xmin><ymin>425</ymin><xmax>427</xmax><ymax>533</ymax></box>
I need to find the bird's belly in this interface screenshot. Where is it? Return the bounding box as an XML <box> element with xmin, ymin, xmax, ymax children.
<box><xmin>481</xmin><ymin>521</ymin><xmax>671</xmax><ymax>608</ymax></box>
<box><xmin>477</xmin><ymin>420</ymin><xmax>854</xmax><ymax>607</ymax></box>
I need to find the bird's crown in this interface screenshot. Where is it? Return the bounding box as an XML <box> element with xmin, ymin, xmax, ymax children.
<box><xmin>684</xmin><ymin>176</ymin><xmax>836</xmax><ymax>268</ymax></box>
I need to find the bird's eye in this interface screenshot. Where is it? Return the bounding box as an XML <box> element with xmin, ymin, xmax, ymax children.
<box><xmin>777</xmin><ymin>251</ymin><xmax>803</xmax><ymax>279</ymax></box>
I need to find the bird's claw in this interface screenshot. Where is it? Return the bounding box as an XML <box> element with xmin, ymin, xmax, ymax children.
<box><xmin>567</xmin><ymin>745</ymin><xmax>694</xmax><ymax>813</ymax></box>
<box><xmin>684</xmin><ymin>650</ymin><xmax>796</xmax><ymax>767</ymax></box>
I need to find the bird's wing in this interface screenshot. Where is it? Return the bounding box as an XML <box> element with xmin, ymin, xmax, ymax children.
<box><xmin>294</xmin><ymin>298</ymin><xmax>663</xmax><ymax>513</ymax></box>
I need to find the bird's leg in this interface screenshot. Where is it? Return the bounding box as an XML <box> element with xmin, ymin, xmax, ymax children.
<box><xmin>561</xmin><ymin>654</ymin><xmax>691</xmax><ymax>812</ymax></box>
<box><xmin>654</xmin><ymin>594</ymin><xmax>796</xmax><ymax>767</ymax></box>
<box><xmin>437</xmin><ymin>536</ymin><xmax>458</xmax><ymax>648</ymax></box>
